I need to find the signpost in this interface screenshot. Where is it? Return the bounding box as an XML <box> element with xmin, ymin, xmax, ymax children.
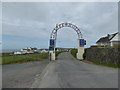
<box><xmin>49</xmin><ymin>39</ymin><xmax>55</xmax><ymax>51</ymax></box>
<box><xmin>79</xmin><ymin>39</ymin><xmax>84</xmax><ymax>46</ymax></box>
<box><xmin>50</xmin><ymin>39</ymin><xmax>55</xmax><ymax>47</ymax></box>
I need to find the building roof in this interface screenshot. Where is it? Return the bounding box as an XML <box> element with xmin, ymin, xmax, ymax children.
<box><xmin>96</xmin><ymin>32</ymin><xmax>118</xmax><ymax>43</ymax></box>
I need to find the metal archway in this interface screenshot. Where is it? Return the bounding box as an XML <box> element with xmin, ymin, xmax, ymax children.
<box><xmin>50</xmin><ymin>22</ymin><xmax>83</xmax><ymax>39</ymax></box>
<box><xmin>49</xmin><ymin>22</ymin><xmax>85</xmax><ymax>61</ymax></box>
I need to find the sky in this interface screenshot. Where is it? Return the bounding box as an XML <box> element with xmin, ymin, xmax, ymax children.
<box><xmin>1</xmin><ymin>2</ymin><xmax>118</xmax><ymax>49</ymax></box>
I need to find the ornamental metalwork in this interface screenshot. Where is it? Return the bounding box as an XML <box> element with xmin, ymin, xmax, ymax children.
<box><xmin>50</xmin><ymin>22</ymin><xmax>83</xmax><ymax>39</ymax></box>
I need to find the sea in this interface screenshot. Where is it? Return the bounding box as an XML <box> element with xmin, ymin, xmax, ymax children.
<box><xmin>1</xmin><ymin>49</ymin><xmax>19</xmax><ymax>53</ymax></box>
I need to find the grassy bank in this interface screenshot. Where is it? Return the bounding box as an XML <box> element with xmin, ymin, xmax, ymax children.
<box><xmin>84</xmin><ymin>60</ymin><xmax>120</xmax><ymax>68</ymax></box>
<box><xmin>55</xmin><ymin>51</ymin><xmax>64</xmax><ymax>59</ymax></box>
<box><xmin>55</xmin><ymin>51</ymin><xmax>63</xmax><ymax>57</ymax></box>
<box><xmin>70</xmin><ymin>49</ymin><xmax>77</xmax><ymax>58</ymax></box>
<box><xmin>93</xmin><ymin>61</ymin><xmax>120</xmax><ymax>68</ymax></box>
<box><xmin>1</xmin><ymin>53</ymin><xmax>48</xmax><ymax>65</ymax></box>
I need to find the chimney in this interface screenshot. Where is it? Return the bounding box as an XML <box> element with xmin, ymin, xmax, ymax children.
<box><xmin>107</xmin><ymin>34</ymin><xmax>111</xmax><ymax>39</ymax></box>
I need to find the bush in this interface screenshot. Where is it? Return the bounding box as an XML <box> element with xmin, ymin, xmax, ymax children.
<box><xmin>55</xmin><ymin>51</ymin><xmax>62</xmax><ymax>57</ymax></box>
<box><xmin>70</xmin><ymin>49</ymin><xmax>77</xmax><ymax>58</ymax></box>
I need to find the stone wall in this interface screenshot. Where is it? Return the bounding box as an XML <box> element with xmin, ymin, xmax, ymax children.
<box><xmin>85</xmin><ymin>48</ymin><xmax>120</xmax><ymax>65</ymax></box>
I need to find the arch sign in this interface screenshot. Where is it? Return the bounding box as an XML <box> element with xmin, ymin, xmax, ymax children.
<box><xmin>49</xmin><ymin>22</ymin><xmax>86</xmax><ymax>60</ymax></box>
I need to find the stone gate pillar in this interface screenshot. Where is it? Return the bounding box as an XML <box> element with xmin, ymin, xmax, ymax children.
<box><xmin>77</xmin><ymin>39</ymin><xmax>85</xmax><ymax>60</ymax></box>
<box><xmin>49</xmin><ymin>51</ymin><xmax>55</xmax><ymax>61</ymax></box>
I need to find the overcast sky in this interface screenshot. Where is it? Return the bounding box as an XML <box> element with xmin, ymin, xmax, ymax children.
<box><xmin>2</xmin><ymin>2</ymin><xmax>118</xmax><ymax>49</ymax></box>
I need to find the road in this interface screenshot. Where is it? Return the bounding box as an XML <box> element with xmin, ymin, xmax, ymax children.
<box><xmin>31</xmin><ymin>52</ymin><xmax>118</xmax><ymax>88</ymax></box>
<box><xmin>3</xmin><ymin>52</ymin><xmax>118</xmax><ymax>88</ymax></box>
<box><xmin>2</xmin><ymin>60</ymin><xmax>49</xmax><ymax>88</ymax></box>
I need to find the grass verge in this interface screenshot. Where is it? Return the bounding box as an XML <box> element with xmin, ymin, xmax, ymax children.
<box><xmin>70</xmin><ymin>49</ymin><xmax>77</xmax><ymax>58</ymax></box>
<box><xmin>83</xmin><ymin>60</ymin><xmax>120</xmax><ymax>68</ymax></box>
<box><xmin>55</xmin><ymin>51</ymin><xmax>64</xmax><ymax>59</ymax></box>
<box><xmin>1</xmin><ymin>53</ymin><xmax>48</xmax><ymax>65</ymax></box>
<box><xmin>92</xmin><ymin>61</ymin><xmax>120</xmax><ymax>68</ymax></box>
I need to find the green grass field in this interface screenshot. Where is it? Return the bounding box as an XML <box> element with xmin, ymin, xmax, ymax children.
<box><xmin>1</xmin><ymin>53</ymin><xmax>48</xmax><ymax>65</ymax></box>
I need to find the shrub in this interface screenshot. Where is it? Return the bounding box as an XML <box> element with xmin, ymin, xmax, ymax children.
<box><xmin>70</xmin><ymin>49</ymin><xmax>77</xmax><ymax>58</ymax></box>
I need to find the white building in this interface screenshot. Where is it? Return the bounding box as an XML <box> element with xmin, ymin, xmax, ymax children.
<box><xmin>14</xmin><ymin>47</ymin><xmax>38</xmax><ymax>55</ymax></box>
<box><xmin>41</xmin><ymin>49</ymin><xmax>48</xmax><ymax>53</ymax></box>
<box><xmin>14</xmin><ymin>51</ymin><xmax>26</xmax><ymax>55</ymax></box>
<box><xmin>96</xmin><ymin>32</ymin><xmax>120</xmax><ymax>47</ymax></box>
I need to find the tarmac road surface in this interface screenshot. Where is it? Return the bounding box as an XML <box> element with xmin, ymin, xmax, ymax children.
<box><xmin>31</xmin><ymin>52</ymin><xmax>118</xmax><ymax>88</ymax></box>
<box><xmin>2</xmin><ymin>60</ymin><xmax>49</xmax><ymax>88</ymax></box>
<box><xmin>2</xmin><ymin>52</ymin><xmax>118</xmax><ymax>88</ymax></box>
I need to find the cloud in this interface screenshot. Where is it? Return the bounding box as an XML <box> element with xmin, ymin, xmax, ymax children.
<box><xmin>2</xmin><ymin>2</ymin><xmax>49</xmax><ymax>21</ymax></box>
<box><xmin>2</xmin><ymin>2</ymin><xmax>118</xmax><ymax>48</ymax></box>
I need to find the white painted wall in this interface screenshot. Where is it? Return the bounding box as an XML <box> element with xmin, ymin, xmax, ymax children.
<box><xmin>110</xmin><ymin>33</ymin><xmax>120</xmax><ymax>41</ymax></box>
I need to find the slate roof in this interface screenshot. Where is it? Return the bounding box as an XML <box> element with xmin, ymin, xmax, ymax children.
<box><xmin>96</xmin><ymin>32</ymin><xmax>118</xmax><ymax>43</ymax></box>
